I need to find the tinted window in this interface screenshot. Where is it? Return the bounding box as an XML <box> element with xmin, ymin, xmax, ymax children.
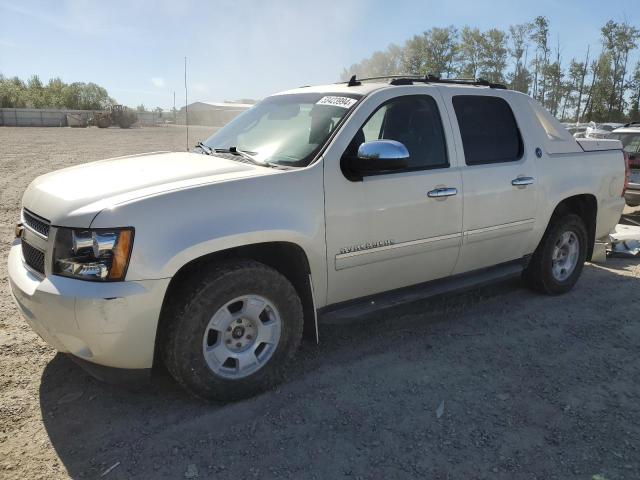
<box><xmin>453</xmin><ymin>96</ymin><xmax>523</xmax><ymax>165</ymax></box>
<box><xmin>610</xmin><ymin>132</ymin><xmax>640</xmax><ymax>158</ymax></box>
<box><xmin>345</xmin><ymin>95</ymin><xmax>448</xmax><ymax>171</ymax></box>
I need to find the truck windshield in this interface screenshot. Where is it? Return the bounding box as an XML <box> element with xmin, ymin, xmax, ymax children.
<box><xmin>202</xmin><ymin>92</ymin><xmax>362</xmax><ymax>167</ymax></box>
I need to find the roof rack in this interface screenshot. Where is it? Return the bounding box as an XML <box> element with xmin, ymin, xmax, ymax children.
<box><xmin>343</xmin><ymin>74</ymin><xmax>507</xmax><ymax>90</ymax></box>
<box><xmin>622</xmin><ymin>121</ymin><xmax>640</xmax><ymax>128</ymax></box>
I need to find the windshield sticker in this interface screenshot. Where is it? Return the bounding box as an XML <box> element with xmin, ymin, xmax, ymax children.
<box><xmin>316</xmin><ymin>96</ymin><xmax>358</xmax><ymax>109</ymax></box>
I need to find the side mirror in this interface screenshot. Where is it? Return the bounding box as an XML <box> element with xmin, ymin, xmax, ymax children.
<box><xmin>349</xmin><ymin>140</ymin><xmax>409</xmax><ymax>176</ymax></box>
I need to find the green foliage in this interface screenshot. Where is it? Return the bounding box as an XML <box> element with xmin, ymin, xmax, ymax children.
<box><xmin>341</xmin><ymin>16</ymin><xmax>640</xmax><ymax>122</ymax></box>
<box><xmin>627</xmin><ymin>61</ymin><xmax>640</xmax><ymax>121</ymax></box>
<box><xmin>0</xmin><ymin>74</ymin><xmax>114</xmax><ymax>109</ymax></box>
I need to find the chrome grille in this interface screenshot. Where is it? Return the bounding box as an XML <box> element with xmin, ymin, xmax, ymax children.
<box><xmin>23</xmin><ymin>209</ymin><xmax>50</xmax><ymax>238</ymax></box>
<box><xmin>22</xmin><ymin>240</ymin><xmax>46</xmax><ymax>275</ymax></box>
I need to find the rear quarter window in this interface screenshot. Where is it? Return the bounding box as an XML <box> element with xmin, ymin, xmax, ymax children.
<box><xmin>452</xmin><ymin>95</ymin><xmax>523</xmax><ymax>165</ymax></box>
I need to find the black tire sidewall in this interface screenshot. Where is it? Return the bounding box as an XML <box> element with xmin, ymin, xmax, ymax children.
<box><xmin>165</xmin><ymin>261</ymin><xmax>303</xmax><ymax>401</ymax></box>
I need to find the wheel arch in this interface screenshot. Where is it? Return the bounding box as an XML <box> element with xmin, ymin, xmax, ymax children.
<box><xmin>548</xmin><ymin>193</ymin><xmax>598</xmax><ymax>260</ymax></box>
<box><xmin>153</xmin><ymin>241</ymin><xmax>317</xmax><ymax>369</ymax></box>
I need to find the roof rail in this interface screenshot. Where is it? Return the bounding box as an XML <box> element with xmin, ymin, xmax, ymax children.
<box><xmin>622</xmin><ymin>121</ymin><xmax>640</xmax><ymax>127</ymax></box>
<box><xmin>342</xmin><ymin>74</ymin><xmax>508</xmax><ymax>90</ymax></box>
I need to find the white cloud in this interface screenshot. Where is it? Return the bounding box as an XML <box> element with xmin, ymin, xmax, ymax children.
<box><xmin>0</xmin><ymin>1</ymin><xmax>115</xmax><ymax>35</ymax></box>
<box><xmin>151</xmin><ymin>77</ymin><xmax>165</xmax><ymax>88</ymax></box>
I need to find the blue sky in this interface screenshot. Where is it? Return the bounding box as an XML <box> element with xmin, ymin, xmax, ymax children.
<box><xmin>1</xmin><ymin>0</ymin><xmax>639</xmax><ymax>109</ymax></box>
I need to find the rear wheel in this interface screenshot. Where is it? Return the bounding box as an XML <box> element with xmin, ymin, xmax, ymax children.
<box><xmin>95</xmin><ymin>115</ymin><xmax>110</xmax><ymax>128</ymax></box>
<box><xmin>118</xmin><ymin>117</ymin><xmax>134</xmax><ymax>129</ymax></box>
<box><xmin>523</xmin><ymin>214</ymin><xmax>588</xmax><ymax>295</ymax></box>
<box><xmin>162</xmin><ymin>259</ymin><xmax>303</xmax><ymax>401</ymax></box>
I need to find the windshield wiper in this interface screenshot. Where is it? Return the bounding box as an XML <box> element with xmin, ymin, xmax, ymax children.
<box><xmin>196</xmin><ymin>141</ymin><xmax>213</xmax><ymax>155</ymax></box>
<box><xmin>213</xmin><ymin>146</ymin><xmax>283</xmax><ymax>168</ymax></box>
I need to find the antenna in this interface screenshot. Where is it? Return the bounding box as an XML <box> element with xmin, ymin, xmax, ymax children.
<box><xmin>184</xmin><ymin>56</ymin><xmax>189</xmax><ymax>151</ymax></box>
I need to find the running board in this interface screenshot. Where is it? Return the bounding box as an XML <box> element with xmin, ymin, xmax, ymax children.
<box><xmin>319</xmin><ymin>259</ymin><xmax>526</xmax><ymax>323</ymax></box>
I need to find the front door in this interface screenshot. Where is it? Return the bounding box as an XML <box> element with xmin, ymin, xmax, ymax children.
<box><xmin>323</xmin><ymin>88</ymin><xmax>464</xmax><ymax>305</ymax></box>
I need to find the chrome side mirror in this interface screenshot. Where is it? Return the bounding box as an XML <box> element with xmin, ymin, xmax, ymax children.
<box><xmin>349</xmin><ymin>140</ymin><xmax>409</xmax><ymax>176</ymax></box>
<box><xmin>358</xmin><ymin>140</ymin><xmax>409</xmax><ymax>162</ymax></box>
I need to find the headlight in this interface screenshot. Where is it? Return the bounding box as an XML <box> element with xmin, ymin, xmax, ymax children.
<box><xmin>53</xmin><ymin>228</ymin><xmax>134</xmax><ymax>281</ymax></box>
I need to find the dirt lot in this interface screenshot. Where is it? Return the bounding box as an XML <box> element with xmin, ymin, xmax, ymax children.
<box><xmin>0</xmin><ymin>126</ymin><xmax>639</xmax><ymax>480</ymax></box>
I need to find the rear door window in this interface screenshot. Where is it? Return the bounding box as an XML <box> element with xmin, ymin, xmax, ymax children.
<box><xmin>452</xmin><ymin>96</ymin><xmax>523</xmax><ymax>165</ymax></box>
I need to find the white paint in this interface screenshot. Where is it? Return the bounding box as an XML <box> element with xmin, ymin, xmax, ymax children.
<box><xmin>9</xmin><ymin>81</ymin><xmax>627</xmax><ymax>371</ymax></box>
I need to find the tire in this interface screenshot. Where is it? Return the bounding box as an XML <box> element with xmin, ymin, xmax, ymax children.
<box><xmin>523</xmin><ymin>214</ymin><xmax>588</xmax><ymax>295</ymax></box>
<box><xmin>96</xmin><ymin>116</ymin><xmax>110</xmax><ymax>128</ymax></box>
<box><xmin>118</xmin><ymin>117</ymin><xmax>134</xmax><ymax>129</ymax></box>
<box><xmin>162</xmin><ymin>259</ymin><xmax>303</xmax><ymax>402</ymax></box>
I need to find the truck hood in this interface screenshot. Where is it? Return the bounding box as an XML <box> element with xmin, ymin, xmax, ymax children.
<box><xmin>22</xmin><ymin>151</ymin><xmax>270</xmax><ymax>227</ymax></box>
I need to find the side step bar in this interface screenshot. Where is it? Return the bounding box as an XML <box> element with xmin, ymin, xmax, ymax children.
<box><xmin>319</xmin><ymin>259</ymin><xmax>527</xmax><ymax>323</ymax></box>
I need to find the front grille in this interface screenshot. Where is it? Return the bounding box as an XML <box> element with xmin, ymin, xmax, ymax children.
<box><xmin>23</xmin><ymin>209</ymin><xmax>50</xmax><ymax>237</ymax></box>
<box><xmin>22</xmin><ymin>240</ymin><xmax>46</xmax><ymax>275</ymax></box>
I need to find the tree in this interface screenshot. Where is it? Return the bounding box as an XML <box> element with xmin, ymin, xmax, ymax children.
<box><xmin>0</xmin><ymin>75</ymin><xmax>27</xmax><ymax>107</ymax></box>
<box><xmin>544</xmin><ymin>37</ymin><xmax>564</xmax><ymax>116</ymax></box>
<box><xmin>338</xmin><ymin>16</ymin><xmax>640</xmax><ymax>123</ymax></box>
<box><xmin>45</xmin><ymin>77</ymin><xmax>66</xmax><ymax>108</ymax></box>
<box><xmin>627</xmin><ymin>61</ymin><xmax>640</xmax><ymax>121</ymax></box>
<box><xmin>459</xmin><ymin>27</ymin><xmax>484</xmax><ymax>79</ymax></box>
<box><xmin>573</xmin><ymin>47</ymin><xmax>590</xmax><ymax>122</ymax></box>
<box><xmin>341</xmin><ymin>44</ymin><xmax>403</xmax><ymax>79</ymax></box>
<box><xmin>585</xmin><ymin>53</ymin><xmax>614</xmax><ymax>122</ymax></box>
<box><xmin>0</xmin><ymin>74</ymin><xmax>114</xmax><ymax>109</ymax></box>
<box><xmin>26</xmin><ymin>75</ymin><xmax>46</xmax><ymax>108</ymax></box>
<box><xmin>479</xmin><ymin>29</ymin><xmax>508</xmax><ymax>83</ymax></box>
<box><xmin>530</xmin><ymin>16</ymin><xmax>551</xmax><ymax>103</ymax></box>
<box><xmin>400</xmin><ymin>34</ymin><xmax>427</xmax><ymax>75</ymax></box>
<box><xmin>423</xmin><ymin>26</ymin><xmax>458</xmax><ymax>77</ymax></box>
<box><xmin>508</xmin><ymin>23</ymin><xmax>533</xmax><ymax>93</ymax></box>
<box><xmin>600</xmin><ymin>20</ymin><xmax>639</xmax><ymax>119</ymax></box>
<box><xmin>398</xmin><ymin>28</ymin><xmax>459</xmax><ymax>77</ymax></box>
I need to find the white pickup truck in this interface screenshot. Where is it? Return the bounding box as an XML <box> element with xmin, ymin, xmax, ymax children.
<box><xmin>8</xmin><ymin>76</ymin><xmax>628</xmax><ymax>401</ymax></box>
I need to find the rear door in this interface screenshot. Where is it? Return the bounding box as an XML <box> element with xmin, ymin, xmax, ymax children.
<box><xmin>439</xmin><ymin>91</ymin><xmax>538</xmax><ymax>274</ymax></box>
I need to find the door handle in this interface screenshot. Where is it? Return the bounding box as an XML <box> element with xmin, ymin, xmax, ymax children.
<box><xmin>511</xmin><ymin>176</ymin><xmax>535</xmax><ymax>187</ymax></box>
<box><xmin>427</xmin><ymin>187</ymin><xmax>458</xmax><ymax>198</ymax></box>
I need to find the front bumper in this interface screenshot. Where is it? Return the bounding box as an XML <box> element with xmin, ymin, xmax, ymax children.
<box><xmin>8</xmin><ymin>241</ymin><xmax>170</xmax><ymax>370</ymax></box>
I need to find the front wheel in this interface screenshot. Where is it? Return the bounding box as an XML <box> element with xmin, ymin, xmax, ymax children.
<box><xmin>523</xmin><ymin>214</ymin><xmax>588</xmax><ymax>295</ymax></box>
<box><xmin>162</xmin><ymin>259</ymin><xmax>303</xmax><ymax>402</ymax></box>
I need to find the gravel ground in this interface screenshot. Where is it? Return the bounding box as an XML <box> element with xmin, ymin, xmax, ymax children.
<box><xmin>1</xmin><ymin>126</ymin><xmax>639</xmax><ymax>480</ymax></box>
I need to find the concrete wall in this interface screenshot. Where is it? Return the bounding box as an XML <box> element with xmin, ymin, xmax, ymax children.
<box><xmin>0</xmin><ymin>108</ymin><xmax>102</xmax><ymax>127</ymax></box>
<box><xmin>135</xmin><ymin>111</ymin><xmax>172</xmax><ymax>126</ymax></box>
<box><xmin>0</xmin><ymin>108</ymin><xmax>171</xmax><ymax>127</ymax></box>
